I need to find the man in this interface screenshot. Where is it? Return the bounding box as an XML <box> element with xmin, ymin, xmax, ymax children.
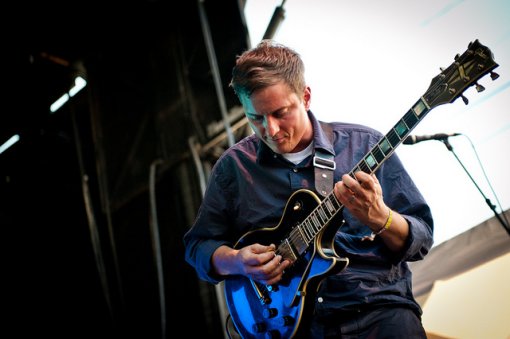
<box><xmin>184</xmin><ymin>40</ymin><xmax>433</xmax><ymax>338</ymax></box>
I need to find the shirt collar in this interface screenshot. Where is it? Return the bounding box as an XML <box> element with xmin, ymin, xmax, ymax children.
<box><xmin>309</xmin><ymin>110</ymin><xmax>335</xmax><ymax>157</ymax></box>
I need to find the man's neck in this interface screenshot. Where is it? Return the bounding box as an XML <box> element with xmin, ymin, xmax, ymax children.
<box><xmin>282</xmin><ymin>141</ymin><xmax>314</xmax><ymax>164</ymax></box>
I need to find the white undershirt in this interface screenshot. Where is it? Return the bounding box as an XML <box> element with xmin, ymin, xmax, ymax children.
<box><xmin>282</xmin><ymin>142</ymin><xmax>314</xmax><ymax>165</ymax></box>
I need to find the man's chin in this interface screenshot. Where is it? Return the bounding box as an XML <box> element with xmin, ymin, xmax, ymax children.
<box><xmin>273</xmin><ymin>145</ymin><xmax>292</xmax><ymax>154</ymax></box>
<box><xmin>264</xmin><ymin>141</ymin><xmax>286</xmax><ymax>154</ymax></box>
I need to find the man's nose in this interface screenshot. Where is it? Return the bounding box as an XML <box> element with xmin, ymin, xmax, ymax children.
<box><xmin>264</xmin><ymin>115</ymin><xmax>279</xmax><ymax>137</ymax></box>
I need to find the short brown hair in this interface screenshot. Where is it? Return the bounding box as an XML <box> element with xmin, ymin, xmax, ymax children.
<box><xmin>230</xmin><ymin>40</ymin><xmax>306</xmax><ymax>98</ymax></box>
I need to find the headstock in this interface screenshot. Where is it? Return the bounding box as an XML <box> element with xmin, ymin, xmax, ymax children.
<box><xmin>424</xmin><ymin>39</ymin><xmax>499</xmax><ymax>109</ymax></box>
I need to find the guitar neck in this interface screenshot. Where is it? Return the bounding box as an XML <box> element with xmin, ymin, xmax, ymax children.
<box><xmin>349</xmin><ymin>97</ymin><xmax>430</xmax><ymax>178</ymax></box>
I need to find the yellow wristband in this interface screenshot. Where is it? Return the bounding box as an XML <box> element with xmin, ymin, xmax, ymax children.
<box><xmin>375</xmin><ymin>209</ymin><xmax>393</xmax><ymax>235</ymax></box>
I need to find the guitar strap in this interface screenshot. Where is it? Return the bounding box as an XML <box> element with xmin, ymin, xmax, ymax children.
<box><xmin>314</xmin><ymin>122</ymin><xmax>335</xmax><ymax>198</ymax></box>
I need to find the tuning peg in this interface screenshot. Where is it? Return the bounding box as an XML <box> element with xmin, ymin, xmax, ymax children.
<box><xmin>475</xmin><ymin>82</ymin><xmax>485</xmax><ymax>92</ymax></box>
<box><xmin>461</xmin><ymin>94</ymin><xmax>469</xmax><ymax>105</ymax></box>
<box><xmin>454</xmin><ymin>53</ymin><xmax>460</xmax><ymax>61</ymax></box>
<box><xmin>490</xmin><ymin>71</ymin><xmax>500</xmax><ymax>80</ymax></box>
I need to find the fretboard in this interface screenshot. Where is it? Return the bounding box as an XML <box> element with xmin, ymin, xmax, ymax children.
<box><xmin>350</xmin><ymin>97</ymin><xmax>430</xmax><ymax>178</ymax></box>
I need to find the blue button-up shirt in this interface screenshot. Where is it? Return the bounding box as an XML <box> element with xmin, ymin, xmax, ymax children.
<box><xmin>184</xmin><ymin>110</ymin><xmax>433</xmax><ymax>316</ymax></box>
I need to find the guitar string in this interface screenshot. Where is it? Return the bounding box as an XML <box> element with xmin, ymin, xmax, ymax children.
<box><xmin>276</xmin><ymin>193</ymin><xmax>343</xmax><ymax>259</ymax></box>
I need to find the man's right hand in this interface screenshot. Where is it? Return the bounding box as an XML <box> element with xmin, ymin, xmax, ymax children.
<box><xmin>212</xmin><ymin>243</ymin><xmax>291</xmax><ymax>285</ymax></box>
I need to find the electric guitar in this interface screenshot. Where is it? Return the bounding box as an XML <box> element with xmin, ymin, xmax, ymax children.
<box><xmin>224</xmin><ymin>39</ymin><xmax>499</xmax><ymax>338</ymax></box>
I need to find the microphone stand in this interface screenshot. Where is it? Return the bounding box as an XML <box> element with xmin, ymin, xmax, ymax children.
<box><xmin>442</xmin><ymin>138</ymin><xmax>510</xmax><ymax>236</ymax></box>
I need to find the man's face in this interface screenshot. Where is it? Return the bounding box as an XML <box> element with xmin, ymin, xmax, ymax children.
<box><xmin>239</xmin><ymin>82</ymin><xmax>312</xmax><ymax>154</ymax></box>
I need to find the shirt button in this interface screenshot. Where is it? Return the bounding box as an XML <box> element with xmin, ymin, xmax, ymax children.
<box><xmin>293</xmin><ymin>168</ymin><xmax>298</xmax><ymax>173</ymax></box>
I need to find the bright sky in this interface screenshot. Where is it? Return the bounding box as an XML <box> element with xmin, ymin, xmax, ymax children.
<box><xmin>245</xmin><ymin>0</ymin><xmax>510</xmax><ymax>247</ymax></box>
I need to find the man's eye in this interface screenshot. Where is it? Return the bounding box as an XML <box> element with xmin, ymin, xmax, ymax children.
<box><xmin>248</xmin><ymin>115</ymin><xmax>263</xmax><ymax>121</ymax></box>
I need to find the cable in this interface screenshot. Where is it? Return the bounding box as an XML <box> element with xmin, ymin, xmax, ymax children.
<box><xmin>225</xmin><ymin>313</ymin><xmax>232</xmax><ymax>339</ymax></box>
<box><xmin>459</xmin><ymin>133</ymin><xmax>510</xmax><ymax>229</ymax></box>
<box><xmin>149</xmin><ymin>159</ymin><xmax>167</xmax><ymax>339</ymax></box>
<box><xmin>225</xmin><ymin>313</ymin><xmax>242</xmax><ymax>339</ymax></box>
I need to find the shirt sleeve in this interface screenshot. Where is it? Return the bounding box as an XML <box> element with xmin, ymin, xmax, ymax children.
<box><xmin>183</xmin><ymin>160</ymin><xmax>234</xmax><ymax>284</ymax></box>
<box><xmin>378</xmin><ymin>152</ymin><xmax>434</xmax><ymax>263</ymax></box>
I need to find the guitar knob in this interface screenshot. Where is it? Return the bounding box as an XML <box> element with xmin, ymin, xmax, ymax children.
<box><xmin>490</xmin><ymin>71</ymin><xmax>499</xmax><ymax>80</ymax></box>
<box><xmin>460</xmin><ymin>94</ymin><xmax>469</xmax><ymax>105</ymax></box>
<box><xmin>252</xmin><ymin>322</ymin><xmax>267</xmax><ymax>333</ymax></box>
<box><xmin>277</xmin><ymin>315</ymin><xmax>295</xmax><ymax>327</ymax></box>
<box><xmin>262</xmin><ymin>308</ymin><xmax>278</xmax><ymax>318</ymax></box>
<box><xmin>264</xmin><ymin>330</ymin><xmax>281</xmax><ymax>339</ymax></box>
<box><xmin>475</xmin><ymin>82</ymin><xmax>485</xmax><ymax>92</ymax></box>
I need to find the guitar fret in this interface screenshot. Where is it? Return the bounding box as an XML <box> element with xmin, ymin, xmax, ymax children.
<box><xmin>325</xmin><ymin>196</ymin><xmax>339</xmax><ymax>214</ymax></box>
<box><xmin>400</xmin><ymin>116</ymin><xmax>411</xmax><ymax>130</ymax></box>
<box><xmin>311</xmin><ymin>214</ymin><xmax>321</xmax><ymax>230</ymax></box>
<box><xmin>305</xmin><ymin>219</ymin><xmax>317</xmax><ymax>235</ymax></box>
<box><xmin>364</xmin><ymin>152</ymin><xmax>378</xmax><ymax>172</ymax></box>
<box><xmin>313</xmin><ymin>211</ymin><xmax>322</xmax><ymax>226</ymax></box>
<box><xmin>358</xmin><ymin>160</ymin><xmax>370</xmax><ymax>174</ymax></box>
<box><xmin>394</xmin><ymin>120</ymin><xmax>409</xmax><ymax>140</ymax></box>
<box><xmin>307</xmin><ymin>216</ymin><xmax>317</xmax><ymax>237</ymax></box>
<box><xmin>403</xmin><ymin>109</ymin><xmax>419</xmax><ymax>128</ymax></box>
<box><xmin>379</xmin><ymin>137</ymin><xmax>392</xmax><ymax>156</ymax></box>
<box><xmin>412</xmin><ymin>98</ymin><xmax>428</xmax><ymax>117</ymax></box>
<box><xmin>311</xmin><ymin>218</ymin><xmax>320</xmax><ymax>233</ymax></box>
<box><xmin>329</xmin><ymin>194</ymin><xmax>341</xmax><ymax>210</ymax></box>
<box><xmin>371</xmin><ymin>144</ymin><xmax>384</xmax><ymax>163</ymax></box>
<box><xmin>297</xmin><ymin>224</ymin><xmax>310</xmax><ymax>243</ymax></box>
<box><xmin>387</xmin><ymin>129</ymin><xmax>401</xmax><ymax>148</ymax></box>
<box><xmin>321</xmin><ymin>204</ymin><xmax>332</xmax><ymax>219</ymax></box>
<box><xmin>317</xmin><ymin>208</ymin><xmax>328</xmax><ymax>225</ymax></box>
<box><xmin>304</xmin><ymin>219</ymin><xmax>315</xmax><ymax>241</ymax></box>
<box><xmin>350</xmin><ymin>164</ymin><xmax>364</xmax><ymax>177</ymax></box>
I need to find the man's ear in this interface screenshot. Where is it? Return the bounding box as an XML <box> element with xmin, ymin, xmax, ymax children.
<box><xmin>303</xmin><ymin>86</ymin><xmax>311</xmax><ymax>110</ymax></box>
